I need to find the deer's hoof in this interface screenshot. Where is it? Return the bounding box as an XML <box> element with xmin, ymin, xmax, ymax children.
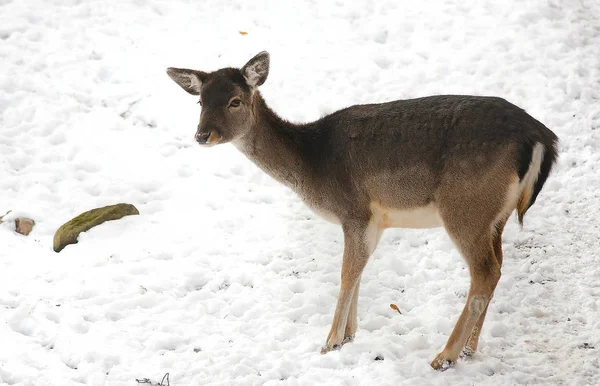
<box><xmin>430</xmin><ymin>353</ymin><xmax>455</xmax><ymax>371</ymax></box>
<box><xmin>321</xmin><ymin>334</ymin><xmax>355</xmax><ymax>354</ymax></box>
<box><xmin>461</xmin><ymin>346</ymin><xmax>475</xmax><ymax>358</ymax></box>
<box><xmin>320</xmin><ymin>344</ymin><xmax>340</xmax><ymax>354</ymax></box>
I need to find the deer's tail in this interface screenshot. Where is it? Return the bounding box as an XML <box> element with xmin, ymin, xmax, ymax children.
<box><xmin>516</xmin><ymin>136</ymin><xmax>558</xmax><ymax>226</ymax></box>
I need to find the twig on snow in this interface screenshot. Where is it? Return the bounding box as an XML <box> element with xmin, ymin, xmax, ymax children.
<box><xmin>120</xmin><ymin>98</ymin><xmax>143</xmax><ymax>119</ymax></box>
<box><xmin>0</xmin><ymin>210</ymin><xmax>12</xmax><ymax>223</ymax></box>
<box><xmin>135</xmin><ymin>373</ymin><xmax>170</xmax><ymax>386</ymax></box>
<box><xmin>160</xmin><ymin>373</ymin><xmax>170</xmax><ymax>386</ymax></box>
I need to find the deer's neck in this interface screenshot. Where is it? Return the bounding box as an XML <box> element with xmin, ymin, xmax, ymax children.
<box><xmin>233</xmin><ymin>94</ymin><xmax>312</xmax><ymax>190</ymax></box>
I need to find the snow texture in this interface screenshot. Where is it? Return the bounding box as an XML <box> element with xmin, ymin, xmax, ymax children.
<box><xmin>1</xmin><ymin>0</ymin><xmax>600</xmax><ymax>385</ymax></box>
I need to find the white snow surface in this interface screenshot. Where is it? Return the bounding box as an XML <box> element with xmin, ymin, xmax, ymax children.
<box><xmin>1</xmin><ymin>0</ymin><xmax>600</xmax><ymax>385</ymax></box>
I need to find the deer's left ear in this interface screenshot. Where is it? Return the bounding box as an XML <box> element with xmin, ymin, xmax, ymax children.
<box><xmin>166</xmin><ymin>68</ymin><xmax>207</xmax><ymax>95</ymax></box>
<box><xmin>241</xmin><ymin>51</ymin><xmax>270</xmax><ymax>88</ymax></box>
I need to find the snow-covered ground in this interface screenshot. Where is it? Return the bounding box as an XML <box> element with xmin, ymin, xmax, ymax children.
<box><xmin>1</xmin><ymin>0</ymin><xmax>599</xmax><ymax>385</ymax></box>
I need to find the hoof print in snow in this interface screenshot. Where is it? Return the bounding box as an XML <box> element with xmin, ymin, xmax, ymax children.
<box><xmin>53</xmin><ymin>203</ymin><xmax>139</xmax><ymax>252</ymax></box>
<box><xmin>15</xmin><ymin>218</ymin><xmax>35</xmax><ymax>235</ymax></box>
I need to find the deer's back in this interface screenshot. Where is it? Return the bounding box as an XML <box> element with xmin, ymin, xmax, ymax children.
<box><xmin>298</xmin><ymin>95</ymin><xmax>555</xmax><ymax>218</ymax></box>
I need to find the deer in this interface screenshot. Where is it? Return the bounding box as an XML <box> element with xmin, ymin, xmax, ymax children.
<box><xmin>166</xmin><ymin>51</ymin><xmax>558</xmax><ymax>370</ymax></box>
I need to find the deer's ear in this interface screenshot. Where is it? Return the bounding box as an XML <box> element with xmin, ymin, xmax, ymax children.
<box><xmin>166</xmin><ymin>68</ymin><xmax>207</xmax><ymax>95</ymax></box>
<box><xmin>241</xmin><ymin>51</ymin><xmax>270</xmax><ymax>88</ymax></box>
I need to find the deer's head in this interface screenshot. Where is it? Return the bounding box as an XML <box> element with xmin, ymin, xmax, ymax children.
<box><xmin>167</xmin><ymin>51</ymin><xmax>270</xmax><ymax>146</ymax></box>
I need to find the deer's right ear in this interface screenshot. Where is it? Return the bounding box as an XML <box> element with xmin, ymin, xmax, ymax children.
<box><xmin>241</xmin><ymin>51</ymin><xmax>270</xmax><ymax>88</ymax></box>
<box><xmin>166</xmin><ymin>68</ymin><xmax>207</xmax><ymax>95</ymax></box>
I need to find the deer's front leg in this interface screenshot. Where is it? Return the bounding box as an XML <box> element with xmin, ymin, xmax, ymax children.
<box><xmin>321</xmin><ymin>220</ymin><xmax>381</xmax><ymax>353</ymax></box>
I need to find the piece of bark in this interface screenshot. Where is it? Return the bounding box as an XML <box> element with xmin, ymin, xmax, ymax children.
<box><xmin>15</xmin><ymin>218</ymin><xmax>35</xmax><ymax>236</ymax></box>
<box><xmin>53</xmin><ymin>203</ymin><xmax>139</xmax><ymax>252</ymax></box>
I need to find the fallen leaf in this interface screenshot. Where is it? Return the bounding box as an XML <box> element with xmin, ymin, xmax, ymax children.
<box><xmin>239</xmin><ymin>31</ymin><xmax>248</xmax><ymax>35</ymax></box>
<box><xmin>390</xmin><ymin>304</ymin><xmax>402</xmax><ymax>314</ymax></box>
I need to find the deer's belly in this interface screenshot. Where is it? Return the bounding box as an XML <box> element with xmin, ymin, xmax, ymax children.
<box><xmin>370</xmin><ymin>202</ymin><xmax>443</xmax><ymax>229</ymax></box>
<box><xmin>307</xmin><ymin>201</ymin><xmax>443</xmax><ymax>229</ymax></box>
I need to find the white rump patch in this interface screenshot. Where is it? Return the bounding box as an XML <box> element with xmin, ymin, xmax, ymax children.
<box><xmin>492</xmin><ymin>176</ymin><xmax>521</xmax><ymax>231</ymax></box>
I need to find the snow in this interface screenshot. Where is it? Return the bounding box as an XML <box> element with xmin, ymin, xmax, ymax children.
<box><xmin>1</xmin><ymin>0</ymin><xmax>599</xmax><ymax>385</ymax></box>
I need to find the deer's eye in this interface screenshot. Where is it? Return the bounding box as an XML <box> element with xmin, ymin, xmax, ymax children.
<box><xmin>229</xmin><ymin>99</ymin><xmax>242</xmax><ymax>108</ymax></box>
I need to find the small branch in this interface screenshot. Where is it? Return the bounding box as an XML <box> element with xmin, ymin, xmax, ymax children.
<box><xmin>160</xmin><ymin>373</ymin><xmax>170</xmax><ymax>386</ymax></box>
<box><xmin>120</xmin><ymin>98</ymin><xmax>143</xmax><ymax>119</ymax></box>
<box><xmin>135</xmin><ymin>373</ymin><xmax>170</xmax><ymax>386</ymax></box>
<box><xmin>0</xmin><ymin>210</ymin><xmax>12</xmax><ymax>223</ymax></box>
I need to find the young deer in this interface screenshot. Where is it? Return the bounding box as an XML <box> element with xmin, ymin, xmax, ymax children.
<box><xmin>167</xmin><ymin>51</ymin><xmax>558</xmax><ymax>369</ymax></box>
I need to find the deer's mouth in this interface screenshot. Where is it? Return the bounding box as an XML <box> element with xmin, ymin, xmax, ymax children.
<box><xmin>205</xmin><ymin>131</ymin><xmax>223</xmax><ymax>145</ymax></box>
<box><xmin>196</xmin><ymin>130</ymin><xmax>223</xmax><ymax>146</ymax></box>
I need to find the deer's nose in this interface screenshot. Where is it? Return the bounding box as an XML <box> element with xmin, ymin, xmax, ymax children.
<box><xmin>195</xmin><ymin>130</ymin><xmax>211</xmax><ymax>144</ymax></box>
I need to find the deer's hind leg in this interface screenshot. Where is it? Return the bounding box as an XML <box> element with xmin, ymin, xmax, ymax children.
<box><xmin>431</xmin><ymin>222</ymin><xmax>501</xmax><ymax>370</ymax></box>
<box><xmin>429</xmin><ymin>175</ymin><xmax>518</xmax><ymax>370</ymax></box>
<box><xmin>463</xmin><ymin>216</ymin><xmax>508</xmax><ymax>356</ymax></box>
<box><xmin>343</xmin><ymin>276</ymin><xmax>362</xmax><ymax>344</ymax></box>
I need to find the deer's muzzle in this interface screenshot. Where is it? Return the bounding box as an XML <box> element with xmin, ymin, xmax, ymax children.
<box><xmin>195</xmin><ymin>129</ymin><xmax>223</xmax><ymax>146</ymax></box>
<box><xmin>195</xmin><ymin>131</ymin><xmax>211</xmax><ymax>144</ymax></box>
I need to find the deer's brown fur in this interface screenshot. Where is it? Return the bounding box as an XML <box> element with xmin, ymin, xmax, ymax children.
<box><xmin>167</xmin><ymin>51</ymin><xmax>558</xmax><ymax>369</ymax></box>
